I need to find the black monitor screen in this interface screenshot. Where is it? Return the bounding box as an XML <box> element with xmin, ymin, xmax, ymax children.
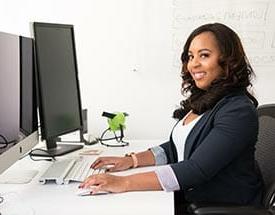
<box><xmin>34</xmin><ymin>22</ymin><xmax>83</xmax><ymax>140</ymax></box>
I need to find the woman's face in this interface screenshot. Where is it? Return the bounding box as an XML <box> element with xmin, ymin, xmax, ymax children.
<box><xmin>187</xmin><ymin>31</ymin><xmax>223</xmax><ymax>90</ymax></box>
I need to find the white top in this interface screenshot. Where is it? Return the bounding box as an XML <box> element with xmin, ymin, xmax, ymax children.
<box><xmin>152</xmin><ymin>112</ymin><xmax>203</xmax><ymax>192</ymax></box>
<box><xmin>172</xmin><ymin>112</ymin><xmax>203</xmax><ymax>161</ymax></box>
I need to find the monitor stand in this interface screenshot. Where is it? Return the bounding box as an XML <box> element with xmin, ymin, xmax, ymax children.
<box><xmin>30</xmin><ymin>138</ymin><xmax>83</xmax><ymax>157</ymax></box>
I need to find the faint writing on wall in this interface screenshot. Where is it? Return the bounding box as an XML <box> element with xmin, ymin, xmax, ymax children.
<box><xmin>173</xmin><ymin>0</ymin><xmax>269</xmax><ymax>27</ymax></box>
<box><xmin>171</xmin><ymin>0</ymin><xmax>275</xmax><ymax>68</ymax></box>
<box><xmin>249</xmin><ymin>53</ymin><xmax>275</xmax><ymax>66</ymax></box>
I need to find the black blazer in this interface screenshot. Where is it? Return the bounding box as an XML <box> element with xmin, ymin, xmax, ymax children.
<box><xmin>160</xmin><ymin>91</ymin><xmax>263</xmax><ymax>205</ymax></box>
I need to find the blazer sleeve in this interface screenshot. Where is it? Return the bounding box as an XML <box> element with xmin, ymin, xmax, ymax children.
<box><xmin>170</xmin><ymin>97</ymin><xmax>258</xmax><ymax>190</ymax></box>
<box><xmin>160</xmin><ymin>138</ymin><xmax>179</xmax><ymax>164</ymax></box>
<box><xmin>159</xmin><ymin>141</ymin><xmax>173</xmax><ymax>163</ymax></box>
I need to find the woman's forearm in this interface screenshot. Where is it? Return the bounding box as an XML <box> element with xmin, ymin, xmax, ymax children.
<box><xmin>125</xmin><ymin>171</ymin><xmax>162</xmax><ymax>191</ymax></box>
<box><xmin>135</xmin><ymin>150</ymin><xmax>156</xmax><ymax>167</ymax></box>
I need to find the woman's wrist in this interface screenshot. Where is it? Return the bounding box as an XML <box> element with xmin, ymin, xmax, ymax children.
<box><xmin>124</xmin><ymin>156</ymin><xmax>134</xmax><ymax>168</ymax></box>
<box><xmin>125</xmin><ymin>153</ymin><xmax>138</xmax><ymax>168</ymax></box>
<box><xmin>123</xmin><ymin>175</ymin><xmax>131</xmax><ymax>192</ymax></box>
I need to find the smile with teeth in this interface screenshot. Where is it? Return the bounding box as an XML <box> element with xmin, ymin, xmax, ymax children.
<box><xmin>192</xmin><ymin>71</ymin><xmax>206</xmax><ymax>80</ymax></box>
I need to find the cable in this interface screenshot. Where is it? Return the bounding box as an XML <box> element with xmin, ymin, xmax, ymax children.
<box><xmin>28</xmin><ymin>149</ymin><xmax>56</xmax><ymax>162</ymax></box>
<box><xmin>0</xmin><ymin>134</ymin><xmax>17</xmax><ymax>149</ymax></box>
<box><xmin>0</xmin><ymin>134</ymin><xmax>8</xmax><ymax>144</ymax></box>
<box><xmin>98</xmin><ymin>128</ymin><xmax>129</xmax><ymax>147</ymax></box>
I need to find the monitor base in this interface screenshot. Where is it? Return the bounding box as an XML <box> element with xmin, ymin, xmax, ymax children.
<box><xmin>30</xmin><ymin>144</ymin><xmax>83</xmax><ymax>157</ymax></box>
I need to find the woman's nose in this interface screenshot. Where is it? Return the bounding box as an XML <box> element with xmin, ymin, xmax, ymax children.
<box><xmin>189</xmin><ymin>56</ymin><xmax>201</xmax><ymax>68</ymax></box>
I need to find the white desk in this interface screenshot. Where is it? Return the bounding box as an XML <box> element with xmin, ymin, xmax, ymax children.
<box><xmin>0</xmin><ymin>140</ymin><xmax>174</xmax><ymax>215</ymax></box>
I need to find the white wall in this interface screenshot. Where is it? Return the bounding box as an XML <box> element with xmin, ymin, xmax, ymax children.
<box><xmin>1</xmin><ymin>0</ymin><xmax>275</xmax><ymax>140</ymax></box>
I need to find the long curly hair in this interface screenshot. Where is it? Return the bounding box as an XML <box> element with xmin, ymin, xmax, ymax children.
<box><xmin>173</xmin><ymin>23</ymin><xmax>258</xmax><ymax>119</ymax></box>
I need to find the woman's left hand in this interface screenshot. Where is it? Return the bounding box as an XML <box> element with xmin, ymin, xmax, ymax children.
<box><xmin>79</xmin><ymin>173</ymin><xmax>129</xmax><ymax>194</ymax></box>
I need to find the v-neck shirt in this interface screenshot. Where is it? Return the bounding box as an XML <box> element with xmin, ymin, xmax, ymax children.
<box><xmin>172</xmin><ymin>112</ymin><xmax>203</xmax><ymax>161</ymax></box>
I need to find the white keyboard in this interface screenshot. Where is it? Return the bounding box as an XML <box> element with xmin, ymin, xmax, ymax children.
<box><xmin>39</xmin><ymin>157</ymin><xmax>106</xmax><ymax>185</ymax></box>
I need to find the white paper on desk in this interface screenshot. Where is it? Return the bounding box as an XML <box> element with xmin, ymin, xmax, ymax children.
<box><xmin>79</xmin><ymin>149</ymin><xmax>103</xmax><ymax>155</ymax></box>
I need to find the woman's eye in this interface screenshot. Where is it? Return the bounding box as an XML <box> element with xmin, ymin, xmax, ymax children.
<box><xmin>187</xmin><ymin>55</ymin><xmax>193</xmax><ymax>61</ymax></box>
<box><xmin>200</xmin><ymin>53</ymin><xmax>209</xmax><ymax>58</ymax></box>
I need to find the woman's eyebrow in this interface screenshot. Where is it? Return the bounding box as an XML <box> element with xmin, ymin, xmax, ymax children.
<box><xmin>198</xmin><ymin>48</ymin><xmax>212</xmax><ymax>53</ymax></box>
<box><xmin>188</xmin><ymin>48</ymin><xmax>212</xmax><ymax>54</ymax></box>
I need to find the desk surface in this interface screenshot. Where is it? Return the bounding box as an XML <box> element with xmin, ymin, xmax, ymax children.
<box><xmin>0</xmin><ymin>140</ymin><xmax>173</xmax><ymax>215</ymax></box>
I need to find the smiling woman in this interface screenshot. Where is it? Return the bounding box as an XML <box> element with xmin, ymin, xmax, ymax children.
<box><xmin>176</xmin><ymin>23</ymin><xmax>258</xmax><ymax>117</ymax></box>
<box><xmin>79</xmin><ymin>23</ymin><xmax>263</xmax><ymax>215</ymax></box>
<box><xmin>186</xmin><ymin>32</ymin><xmax>223</xmax><ymax>90</ymax></box>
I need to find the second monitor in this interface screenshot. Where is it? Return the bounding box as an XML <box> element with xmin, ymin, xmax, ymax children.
<box><xmin>33</xmin><ymin>22</ymin><xmax>84</xmax><ymax>157</ymax></box>
<box><xmin>0</xmin><ymin>34</ymin><xmax>39</xmax><ymax>174</ymax></box>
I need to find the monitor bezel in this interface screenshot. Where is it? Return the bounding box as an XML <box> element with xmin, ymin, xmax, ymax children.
<box><xmin>20</xmin><ymin>36</ymin><xmax>38</xmax><ymax>136</ymax></box>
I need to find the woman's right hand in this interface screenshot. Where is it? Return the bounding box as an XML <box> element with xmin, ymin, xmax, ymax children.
<box><xmin>90</xmin><ymin>156</ymin><xmax>133</xmax><ymax>172</ymax></box>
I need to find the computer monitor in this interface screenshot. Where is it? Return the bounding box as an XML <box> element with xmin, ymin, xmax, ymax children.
<box><xmin>0</xmin><ymin>32</ymin><xmax>20</xmax><ymax>143</ymax></box>
<box><xmin>32</xmin><ymin>22</ymin><xmax>84</xmax><ymax>157</ymax></box>
<box><xmin>0</xmin><ymin>35</ymin><xmax>39</xmax><ymax>174</ymax></box>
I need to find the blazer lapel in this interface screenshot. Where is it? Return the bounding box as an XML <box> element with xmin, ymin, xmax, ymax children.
<box><xmin>184</xmin><ymin>95</ymin><xmax>230</xmax><ymax>159</ymax></box>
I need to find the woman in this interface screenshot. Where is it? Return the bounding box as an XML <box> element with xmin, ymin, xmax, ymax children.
<box><xmin>80</xmin><ymin>23</ymin><xmax>263</xmax><ymax>211</ymax></box>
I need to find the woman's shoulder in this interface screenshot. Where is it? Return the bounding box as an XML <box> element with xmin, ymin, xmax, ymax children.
<box><xmin>215</xmin><ymin>92</ymin><xmax>258</xmax><ymax>118</ymax></box>
<box><xmin>224</xmin><ymin>92</ymin><xmax>256</xmax><ymax>108</ymax></box>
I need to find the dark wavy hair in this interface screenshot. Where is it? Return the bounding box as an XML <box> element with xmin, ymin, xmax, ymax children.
<box><xmin>173</xmin><ymin>23</ymin><xmax>258</xmax><ymax>119</ymax></box>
